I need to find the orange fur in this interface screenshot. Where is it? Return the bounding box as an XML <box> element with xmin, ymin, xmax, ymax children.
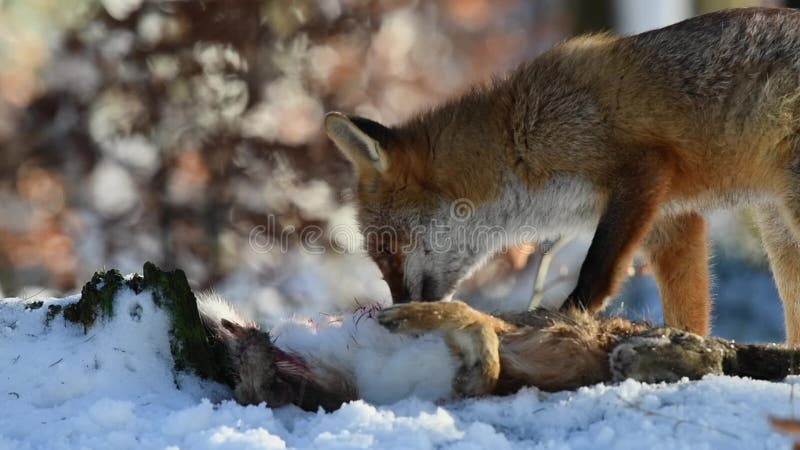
<box><xmin>328</xmin><ymin>8</ymin><xmax>800</xmax><ymax>342</ymax></box>
<box><xmin>644</xmin><ymin>213</ymin><xmax>711</xmax><ymax>334</ymax></box>
<box><xmin>757</xmin><ymin>204</ymin><xmax>800</xmax><ymax>345</ymax></box>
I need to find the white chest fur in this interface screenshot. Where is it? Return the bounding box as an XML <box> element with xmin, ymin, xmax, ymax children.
<box><xmin>491</xmin><ymin>174</ymin><xmax>605</xmax><ymax>243</ymax></box>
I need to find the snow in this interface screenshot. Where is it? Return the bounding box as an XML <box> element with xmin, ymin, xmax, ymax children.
<box><xmin>2</xmin><ymin>291</ymin><xmax>800</xmax><ymax>449</ymax></box>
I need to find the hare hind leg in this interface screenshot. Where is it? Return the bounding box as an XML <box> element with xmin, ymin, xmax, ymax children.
<box><xmin>377</xmin><ymin>301</ymin><xmax>510</xmax><ymax>397</ymax></box>
<box><xmin>610</xmin><ymin>328</ymin><xmax>728</xmax><ymax>383</ymax></box>
<box><xmin>497</xmin><ymin>312</ymin><xmax>627</xmax><ymax>391</ymax></box>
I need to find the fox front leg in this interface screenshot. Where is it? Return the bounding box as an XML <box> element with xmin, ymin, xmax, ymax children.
<box><xmin>562</xmin><ymin>156</ymin><xmax>673</xmax><ymax>312</ymax></box>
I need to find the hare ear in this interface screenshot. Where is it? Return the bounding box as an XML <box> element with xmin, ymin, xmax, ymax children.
<box><xmin>221</xmin><ymin>318</ymin><xmax>248</xmax><ymax>337</ymax></box>
<box><xmin>325</xmin><ymin>112</ymin><xmax>391</xmax><ymax>174</ymax></box>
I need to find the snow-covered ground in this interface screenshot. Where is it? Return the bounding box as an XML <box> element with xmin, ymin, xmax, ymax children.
<box><xmin>3</xmin><ymin>288</ymin><xmax>800</xmax><ymax>449</ymax></box>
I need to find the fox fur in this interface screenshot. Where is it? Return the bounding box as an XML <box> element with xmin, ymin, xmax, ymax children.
<box><xmin>324</xmin><ymin>8</ymin><xmax>800</xmax><ymax>343</ymax></box>
<box><xmin>198</xmin><ymin>295</ymin><xmax>800</xmax><ymax>411</ymax></box>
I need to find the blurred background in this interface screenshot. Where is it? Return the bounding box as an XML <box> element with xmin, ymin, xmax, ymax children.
<box><xmin>0</xmin><ymin>0</ymin><xmax>790</xmax><ymax>341</ymax></box>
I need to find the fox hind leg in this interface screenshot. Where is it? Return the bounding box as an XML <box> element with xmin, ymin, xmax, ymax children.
<box><xmin>377</xmin><ymin>301</ymin><xmax>507</xmax><ymax>397</ymax></box>
<box><xmin>756</xmin><ymin>202</ymin><xmax>800</xmax><ymax>345</ymax></box>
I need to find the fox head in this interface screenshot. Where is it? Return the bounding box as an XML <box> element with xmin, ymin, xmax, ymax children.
<box><xmin>324</xmin><ymin>111</ymin><xmax>507</xmax><ymax>303</ymax></box>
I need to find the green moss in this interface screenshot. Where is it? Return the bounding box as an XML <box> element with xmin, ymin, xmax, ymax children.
<box><xmin>63</xmin><ymin>269</ymin><xmax>124</xmax><ymax>332</ymax></box>
<box><xmin>141</xmin><ymin>262</ymin><xmax>230</xmax><ymax>384</ymax></box>
<box><xmin>53</xmin><ymin>262</ymin><xmax>231</xmax><ymax>386</ymax></box>
<box><xmin>45</xmin><ymin>304</ymin><xmax>62</xmax><ymax>326</ymax></box>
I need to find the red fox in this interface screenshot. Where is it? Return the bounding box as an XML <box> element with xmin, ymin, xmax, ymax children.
<box><xmin>324</xmin><ymin>8</ymin><xmax>800</xmax><ymax>343</ymax></box>
<box><xmin>199</xmin><ymin>297</ymin><xmax>800</xmax><ymax>410</ymax></box>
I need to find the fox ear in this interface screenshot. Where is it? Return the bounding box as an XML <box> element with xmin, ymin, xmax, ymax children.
<box><xmin>325</xmin><ymin>112</ymin><xmax>391</xmax><ymax>174</ymax></box>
